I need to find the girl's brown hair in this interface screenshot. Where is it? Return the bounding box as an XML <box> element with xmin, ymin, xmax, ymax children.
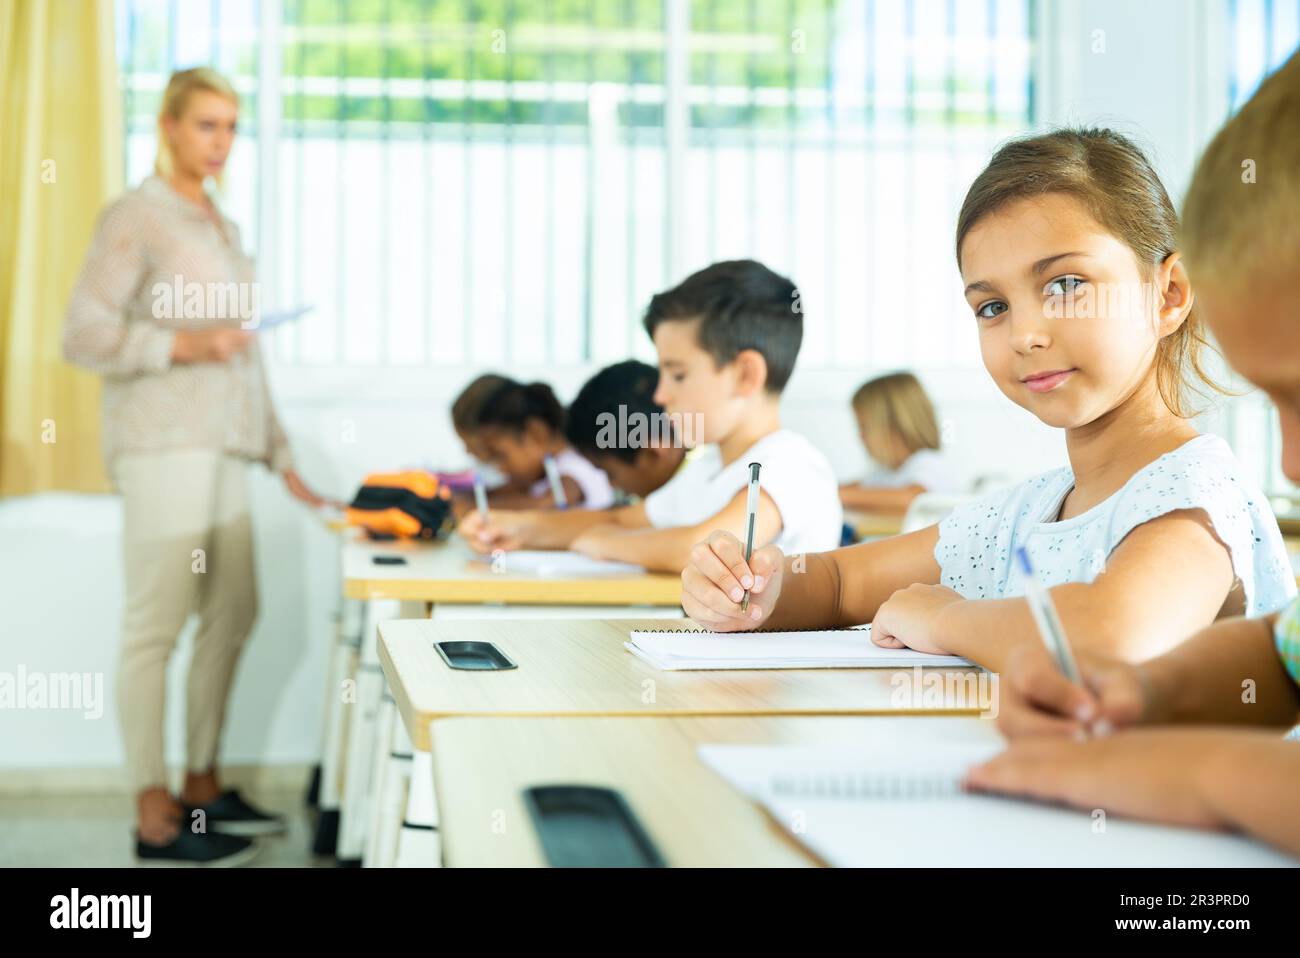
<box><xmin>451</xmin><ymin>373</ymin><xmax>512</xmax><ymax>433</ymax></box>
<box><xmin>955</xmin><ymin>128</ymin><xmax>1229</xmax><ymax>418</ymax></box>
<box><xmin>475</xmin><ymin>380</ymin><xmax>566</xmax><ymax>436</ymax></box>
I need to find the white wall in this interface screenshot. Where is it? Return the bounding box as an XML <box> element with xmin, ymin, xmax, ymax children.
<box><xmin>1</xmin><ymin>0</ymin><xmax>1270</xmax><ymax>778</ymax></box>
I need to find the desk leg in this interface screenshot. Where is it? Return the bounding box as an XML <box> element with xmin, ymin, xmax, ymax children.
<box><xmin>336</xmin><ymin>598</ymin><xmax>398</xmax><ymax>862</ymax></box>
<box><xmin>362</xmin><ymin>695</ymin><xmax>410</xmax><ymax>868</ymax></box>
<box><xmin>312</xmin><ymin>603</ymin><xmax>360</xmax><ymax>857</ymax></box>
<box><xmin>306</xmin><ymin>609</ymin><xmax>343</xmax><ymax>810</ymax></box>
<box><xmin>395</xmin><ymin>748</ymin><xmax>440</xmax><ymax>867</ymax></box>
<box><xmin>339</xmin><ymin>598</ymin><xmax>426</xmax><ymax>864</ymax></box>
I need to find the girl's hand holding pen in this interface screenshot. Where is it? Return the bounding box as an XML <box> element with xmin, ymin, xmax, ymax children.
<box><xmin>681</xmin><ymin>530</ymin><xmax>785</xmax><ymax>632</ymax></box>
<box><xmin>457</xmin><ymin>508</ymin><xmax>530</xmax><ymax>554</ymax></box>
<box><xmin>996</xmin><ymin>641</ymin><xmax>1152</xmax><ymax>741</ymax></box>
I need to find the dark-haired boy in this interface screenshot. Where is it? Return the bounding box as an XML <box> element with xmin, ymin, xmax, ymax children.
<box><xmin>566</xmin><ymin>359</ymin><xmax>687</xmax><ymax>499</ymax></box>
<box><xmin>459</xmin><ymin>260</ymin><xmax>841</xmax><ymax>573</ymax></box>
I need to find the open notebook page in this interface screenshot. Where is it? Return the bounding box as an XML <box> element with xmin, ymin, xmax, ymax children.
<box><xmin>625</xmin><ymin>627</ymin><xmax>972</xmax><ymax>670</ymax></box>
<box><xmin>472</xmin><ymin>550</ymin><xmax>645</xmax><ymax>577</ymax></box>
<box><xmin>699</xmin><ymin>741</ymin><xmax>1295</xmax><ymax>867</ymax></box>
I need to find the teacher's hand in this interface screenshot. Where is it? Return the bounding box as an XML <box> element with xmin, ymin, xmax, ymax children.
<box><xmin>282</xmin><ymin>468</ymin><xmax>334</xmax><ymax>509</ymax></box>
<box><xmin>172</xmin><ymin>327</ymin><xmax>252</xmax><ymax>363</ymax></box>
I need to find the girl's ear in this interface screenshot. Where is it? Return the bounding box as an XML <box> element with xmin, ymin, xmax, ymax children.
<box><xmin>1157</xmin><ymin>251</ymin><xmax>1196</xmax><ymax>337</ymax></box>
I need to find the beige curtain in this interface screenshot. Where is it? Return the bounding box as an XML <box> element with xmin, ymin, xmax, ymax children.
<box><xmin>0</xmin><ymin>0</ymin><xmax>121</xmax><ymax>495</ymax></box>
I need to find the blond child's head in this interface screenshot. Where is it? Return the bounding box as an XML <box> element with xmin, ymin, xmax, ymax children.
<box><xmin>851</xmin><ymin>372</ymin><xmax>940</xmax><ymax>470</ymax></box>
<box><xmin>1182</xmin><ymin>50</ymin><xmax>1300</xmax><ymax>480</ymax></box>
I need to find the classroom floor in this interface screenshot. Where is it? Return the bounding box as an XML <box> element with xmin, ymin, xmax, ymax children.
<box><xmin>0</xmin><ymin>788</ymin><xmax>336</xmax><ymax>868</ymax></box>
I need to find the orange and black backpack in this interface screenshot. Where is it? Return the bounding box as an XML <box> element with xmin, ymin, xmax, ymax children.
<box><xmin>346</xmin><ymin>471</ymin><xmax>454</xmax><ymax>540</ymax></box>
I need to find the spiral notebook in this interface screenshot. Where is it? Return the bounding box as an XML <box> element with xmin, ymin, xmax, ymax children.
<box><xmin>625</xmin><ymin>626</ymin><xmax>972</xmax><ymax>670</ymax></box>
<box><xmin>699</xmin><ymin>741</ymin><xmax>1295</xmax><ymax>867</ymax></box>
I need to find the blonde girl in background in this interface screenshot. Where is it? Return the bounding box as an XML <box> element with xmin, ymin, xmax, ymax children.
<box><xmin>839</xmin><ymin>371</ymin><xmax>961</xmax><ymax>515</ymax></box>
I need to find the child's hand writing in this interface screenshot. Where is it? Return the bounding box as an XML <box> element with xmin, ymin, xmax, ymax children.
<box><xmin>680</xmin><ymin>530</ymin><xmax>785</xmax><ymax>631</ymax></box>
<box><xmin>995</xmin><ymin>642</ymin><xmax>1150</xmax><ymax>740</ymax></box>
<box><xmin>457</xmin><ymin>509</ymin><xmax>532</xmax><ymax>554</ymax></box>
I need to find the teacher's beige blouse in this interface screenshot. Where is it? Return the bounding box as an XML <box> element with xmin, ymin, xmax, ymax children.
<box><xmin>64</xmin><ymin>175</ymin><xmax>292</xmax><ymax>472</ymax></box>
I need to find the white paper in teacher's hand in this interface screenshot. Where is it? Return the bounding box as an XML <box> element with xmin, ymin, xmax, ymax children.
<box><xmin>245</xmin><ymin>303</ymin><xmax>314</xmax><ymax>331</ymax></box>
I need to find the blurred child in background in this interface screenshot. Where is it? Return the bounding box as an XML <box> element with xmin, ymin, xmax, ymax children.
<box><xmin>475</xmin><ymin>378</ymin><xmax>614</xmax><ymax>510</ymax></box>
<box><xmin>459</xmin><ymin>260</ymin><xmax>842</xmax><ymax>569</ymax></box>
<box><xmin>455</xmin><ymin>360</ymin><xmax>688</xmax><ymax>548</ymax></box>
<box><xmin>839</xmin><ymin>371</ymin><xmax>961</xmax><ymax>515</ymax></box>
<box><xmin>565</xmin><ymin>360</ymin><xmax>688</xmax><ymax>500</ymax></box>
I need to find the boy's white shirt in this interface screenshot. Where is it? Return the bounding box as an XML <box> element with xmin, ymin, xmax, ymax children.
<box><xmin>643</xmin><ymin>429</ymin><xmax>843</xmax><ymax>555</ymax></box>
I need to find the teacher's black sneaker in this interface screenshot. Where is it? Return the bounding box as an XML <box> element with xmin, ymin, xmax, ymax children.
<box><xmin>135</xmin><ymin>829</ymin><xmax>259</xmax><ymax>867</ymax></box>
<box><xmin>181</xmin><ymin>789</ymin><xmax>288</xmax><ymax>837</ymax></box>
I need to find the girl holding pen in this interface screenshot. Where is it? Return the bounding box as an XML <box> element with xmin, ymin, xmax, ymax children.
<box><xmin>679</xmin><ymin>128</ymin><xmax>1295</xmax><ymax>672</ymax></box>
<box><xmin>959</xmin><ymin>53</ymin><xmax>1300</xmax><ymax>862</ymax></box>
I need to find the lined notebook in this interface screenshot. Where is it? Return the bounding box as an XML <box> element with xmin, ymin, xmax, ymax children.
<box><xmin>699</xmin><ymin>742</ymin><xmax>1295</xmax><ymax>867</ymax></box>
<box><xmin>473</xmin><ymin>550</ymin><xmax>645</xmax><ymax>577</ymax></box>
<box><xmin>625</xmin><ymin>627</ymin><xmax>972</xmax><ymax>670</ymax></box>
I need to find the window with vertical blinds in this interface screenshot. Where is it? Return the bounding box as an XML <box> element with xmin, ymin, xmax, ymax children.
<box><xmin>1228</xmin><ymin>0</ymin><xmax>1300</xmax><ymax>109</ymax></box>
<box><xmin>118</xmin><ymin>0</ymin><xmax>1035</xmax><ymax>370</ymax></box>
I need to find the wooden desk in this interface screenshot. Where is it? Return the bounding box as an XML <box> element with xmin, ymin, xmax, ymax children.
<box><xmin>343</xmin><ymin>533</ymin><xmax>683</xmax><ymax>605</ymax></box>
<box><xmin>335</xmin><ymin>535</ymin><xmax>683</xmax><ymax>866</ymax></box>
<box><xmin>379</xmin><ymin>617</ymin><xmax>988</xmax><ymax>751</ymax></box>
<box><xmin>842</xmin><ymin>508</ymin><xmax>904</xmax><ymax>540</ymax></box>
<box><xmin>431</xmin><ymin>715</ymin><xmax>1000</xmax><ymax>867</ymax></box>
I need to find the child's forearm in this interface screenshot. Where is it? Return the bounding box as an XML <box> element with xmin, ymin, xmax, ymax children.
<box><xmin>766</xmin><ymin>527</ymin><xmax>945</xmax><ymax>631</ymax></box>
<box><xmin>931</xmin><ymin>591</ymin><xmax>1143</xmax><ymax>674</ymax></box>
<box><xmin>577</xmin><ymin>524</ymin><xmax>699</xmax><ymax>573</ymax></box>
<box><xmin>933</xmin><ymin>579</ymin><xmax>1254</xmax><ymax>674</ymax></box>
<box><xmin>1198</xmin><ymin>733</ymin><xmax>1300</xmax><ymax>858</ymax></box>
<box><xmin>760</xmin><ymin>551</ymin><xmax>851</xmax><ymax>630</ymax></box>
<box><xmin>1143</xmin><ymin>614</ymin><xmax>1300</xmax><ymax>727</ymax></box>
<box><xmin>522</xmin><ymin>508</ymin><xmax>638</xmax><ymax>549</ymax></box>
<box><xmin>930</xmin><ymin>599</ymin><xmax>1036</xmax><ymax>671</ymax></box>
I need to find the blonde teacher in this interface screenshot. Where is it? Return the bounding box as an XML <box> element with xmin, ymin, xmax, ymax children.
<box><xmin>64</xmin><ymin>67</ymin><xmax>326</xmax><ymax>866</ymax></box>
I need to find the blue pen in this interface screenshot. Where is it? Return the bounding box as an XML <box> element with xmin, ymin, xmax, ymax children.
<box><xmin>543</xmin><ymin>454</ymin><xmax>568</xmax><ymax>510</ymax></box>
<box><xmin>473</xmin><ymin>471</ymin><xmax>490</xmax><ymax>523</ymax></box>
<box><xmin>1015</xmin><ymin>546</ymin><xmax>1080</xmax><ymax>684</ymax></box>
